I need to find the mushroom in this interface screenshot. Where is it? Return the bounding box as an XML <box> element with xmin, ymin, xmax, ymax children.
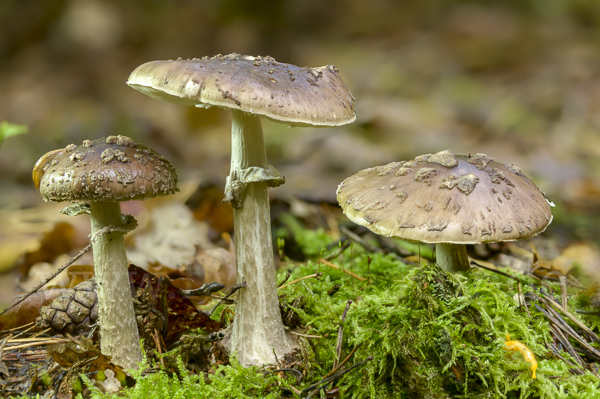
<box><xmin>336</xmin><ymin>150</ymin><xmax>553</xmax><ymax>272</ymax></box>
<box><xmin>126</xmin><ymin>54</ymin><xmax>355</xmax><ymax>365</ymax></box>
<box><xmin>32</xmin><ymin>136</ymin><xmax>179</xmax><ymax>369</ymax></box>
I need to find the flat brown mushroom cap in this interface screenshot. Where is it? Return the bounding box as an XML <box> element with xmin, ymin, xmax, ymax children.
<box><xmin>33</xmin><ymin>136</ymin><xmax>179</xmax><ymax>203</ymax></box>
<box><xmin>126</xmin><ymin>54</ymin><xmax>356</xmax><ymax>127</ymax></box>
<box><xmin>336</xmin><ymin>150</ymin><xmax>553</xmax><ymax>244</ymax></box>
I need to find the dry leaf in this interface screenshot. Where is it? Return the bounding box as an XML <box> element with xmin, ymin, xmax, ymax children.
<box><xmin>551</xmin><ymin>244</ymin><xmax>600</xmax><ymax>279</ymax></box>
<box><xmin>196</xmin><ymin>244</ymin><xmax>236</xmax><ymax>291</ymax></box>
<box><xmin>127</xmin><ymin>203</ymin><xmax>211</xmax><ymax>269</ymax></box>
<box><xmin>0</xmin><ymin>289</ymin><xmax>63</xmax><ymax>330</ymax></box>
<box><xmin>17</xmin><ymin>223</ymin><xmax>76</xmax><ymax>278</ymax></box>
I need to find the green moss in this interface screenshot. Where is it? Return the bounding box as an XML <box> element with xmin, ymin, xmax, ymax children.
<box><xmin>279</xmin><ymin>258</ymin><xmax>600</xmax><ymax>398</ymax></box>
<box><xmin>72</xmin><ymin>220</ymin><xmax>600</xmax><ymax>399</ymax></box>
<box><xmin>79</xmin><ymin>356</ymin><xmax>286</xmax><ymax>399</ymax></box>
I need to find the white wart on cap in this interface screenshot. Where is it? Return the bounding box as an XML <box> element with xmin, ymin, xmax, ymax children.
<box><xmin>337</xmin><ymin>150</ymin><xmax>553</xmax><ymax>272</ymax></box>
<box><xmin>126</xmin><ymin>53</ymin><xmax>356</xmax><ymax>127</ymax></box>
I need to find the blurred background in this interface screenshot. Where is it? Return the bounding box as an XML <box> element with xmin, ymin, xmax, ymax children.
<box><xmin>1</xmin><ymin>0</ymin><xmax>600</xmax><ymax>301</ymax></box>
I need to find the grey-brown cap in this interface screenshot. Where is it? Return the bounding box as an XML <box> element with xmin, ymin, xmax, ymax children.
<box><xmin>336</xmin><ymin>150</ymin><xmax>553</xmax><ymax>244</ymax></box>
<box><xmin>33</xmin><ymin>136</ymin><xmax>179</xmax><ymax>203</ymax></box>
<box><xmin>126</xmin><ymin>53</ymin><xmax>356</xmax><ymax>127</ymax></box>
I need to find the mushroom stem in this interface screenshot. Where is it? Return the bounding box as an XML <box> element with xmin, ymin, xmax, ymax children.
<box><xmin>435</xmin><ymin>243</ymin><xmax>470</xmax><ymax>273</ymax></box>
<box><xmin>228</xmin><ymin>110</ymin><xmax>293</xmax><ymax>366</ymax></box>
<box><xmin>89</xmin><ymin>201</ymin><xmax>142</xmax><ymax>370</ymax></box>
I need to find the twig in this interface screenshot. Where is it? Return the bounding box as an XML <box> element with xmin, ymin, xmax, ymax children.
<box><xmin>317</xmin><ymin>259</ymin><xmax>366</xmax><ymax>281</ymax></box>
<box><xmin>0</xmin><ymin>242</ymin><xmax>93</xmax><ymax>318</ymax></box>
<box><xmin>559</xmin><ymin>276</ymin><xmax>569</xmax><ymax>311</ymax></box>
<box><xmin>182</xmin><ymin>282</ymin><xmax>225</xmax><ymax>297</ymax></box>
<box><xmin>541</xmin><ymin>292</ymin><xmax>600</xmax><ymax>344</ymax></box>
<box><xmin>340</xmin><ymin>226</ymin><xmax>382</xmax><ymax>254</ymax></box>
<box><xmin>547</xmin><ymin>342</ymin><xmax>577</xmax><ymax>367</ymax></box>
<box><xmin>278</xmin><ymin>273</ymin><xmax>322</xmax><ymax>291</ymax></box>
<box><xmin>0</xmin><ymin>224</ymin><xmax>122</xmax><ymax>318</ymax></box>
<box><xmin>322</xmin><ymin>240</ymin><xmax>351</xmax><ymax>262</ymax></box>
<box><xmin>262</xmin><ymin>367</ymin><xmax>303</xmax><ymax>379</ymax></box>
<box><xmin>152</xmin><ymin>329</ymin><xmax>165</xmax><ymax>369</ymax></box>
<box><xmin>536</xmin><ymin>303</ymin><xmax>600</xmax><ymax>360</ymax></box>
<box><xmin>277</xmin><ymin>274</ymin><xmax>291</xmax><ymax>288</ymax></box>
<box><xmin>206</xmin><ymin>282</ymin><xmax>247</xmax><ymax>316</ymax></box>
<box><xmin>469</xmin><ymin>260</ymin><xmax>521</xmax><ymax>281</ymax></box>
<box><xmin>324</xmin><ymin>344</ymin><xmax>360</xmax><ymax>380</ymax></box>
<box><xmin>289</xmin><ymin>331</ymin><xmax>322</xmax><ymax>339</ymax></box>
<box><xmin>517</xmin><ymin>282</ymin><xmax>530</xmax><ymax>318</ymax></box>
<box><xmin>333</xmin><ymin>300</ymin><xmax>352</xmax><ymax>369</ymax></box>
<box><xmin>4</xmin><ymin>338</ymin><xmax>70</xmax><ymax>351</ymax></box>
<box><xmin>302</xmin><ymin>356</ymin><xmax>373</xmax><ymax>398</ymax></box>
<box><xmin>549</xmin><ymin>324</ymin><xmax>586</xmax><ymax>368</ymax></box>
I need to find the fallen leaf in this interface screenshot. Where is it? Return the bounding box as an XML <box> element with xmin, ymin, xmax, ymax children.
<box><xmin>0</xmin><ymin>289</ymin><xmax>63</xmax><ymax>330</ymax></box>
<box><xmin>552</xmin><ymin>244</ymin><xmax>600</xmax><ymax>280</ymax></box>
<box><xmin>17</xmin><ymin>223</ymin><xmax>76</xmax><ymax>278</ymax></box>
<box><xmin>127</xmin><ymin>264</ymin><xmax>221</xmax><ymax>345</ymax></box>
<box><xmin>127</xmin><ymin>203</ymin><xmax>211</xmax><ymax>269</ymax></box>
<box><xmin>195</xmin><ymin>244</ymin><xmax>236</xmax><ymax>291</ymax></box>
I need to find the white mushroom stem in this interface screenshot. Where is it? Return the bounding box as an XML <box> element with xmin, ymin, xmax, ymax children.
<box><xmin>227</xmin><ymin>110</ymin><xmax>293</xmax><ymax>366</ymax></box>
<box><xmin>436</xmin><ymin>243</ymin><xmax>470</xmax><ymax>273</ymax></box>
<box><xmin>89</xmin><ymin>201</ymin><xmax>142</xmax><ymax>370</ymax></box>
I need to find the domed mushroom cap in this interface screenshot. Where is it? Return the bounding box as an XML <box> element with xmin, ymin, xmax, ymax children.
<box><xmin>33</xmin><ymin>136</ymin><xmax>179</xmax><ymax>203</ymax></box>
<box><xmin>336</xmin><ymin>150</ymin><xmax>553</xmax><ymax>244</ymax></box>
<box><xmin>127</xmin><ymin>53</ymin><xmax>356</xmax><ymax>127</ymax></box>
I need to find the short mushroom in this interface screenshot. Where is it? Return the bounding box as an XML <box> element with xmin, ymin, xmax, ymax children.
<box><xmin>336</xmin><ymin>150</ymin><xmax>553</xmax><ymax>272</ymax></box>
<box><xmin>127</xmin><ymin>54</ymin><xmax>355</xmax><ymax>365</ymax></box>
<box><xmin>32</xmin><ymin>136</ymin><xmax>179</xmax><ymax>369</ymax></box>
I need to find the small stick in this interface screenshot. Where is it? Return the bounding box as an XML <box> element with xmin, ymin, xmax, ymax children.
<box><xmin>324</xmin><ymin>344</ymin><xmax>360</xmax><ymax>380</ymax></box>
<box><xmin>0</xmin><ymin>224</ymin><xmax>121</xmax><ymax>318</ymax></box>
<box><xmin>302</xmin><ymin>356</ymin><xmax>373</xmax><ymax>398</ymax></box>
<box><xmin>333</xmin><ymin>300</ymin><xmax>352</xmax><ymax>369</ymax></box>
<box><xmin>549</xmin><ymin>324</ymin><xmax>586</xmax><ymax>368</ymax></box>
<box><xmin>547</xmin><ymin>342</ymin><xmax>577</xmax><ymax>367</ymax></box>
<box><xmin>277</xmin><ymin>273</ymin><xmax>291</xmax><ymax>288</ymax></box>
<box><xmin>541</xmin><ymin>293</ymin><xmax>600</xmax><ymax>344</ymax></box>
<box><xmin>289</xmin><ymin>331</ymin><xmax>322</xmax><ymax>339</ymax></box>
<box><xmin>322</xmin><ymin>240</ymin><xmax>351</xmax><ymax>262</ymax></box>
<box><xmin>65</xmin><ymin>333</ymin><xmax>84</xmax><ymax>348</ymax></box>
<box><xmin>152</xmin><ymin>329</ymin><xmax>165</xmax><ymax>369</ymax></box>
<box><xmin>517</xmin><ymin>282</ymin><xmax>530</xmax><ymax>318</ymax></box>
<box><xmin>470</xmin><ymin>260</ymin><xmax>521</xmax><ymax>281</ymax></box>
<box><xmin>278</xmin><ymin>273</ymin><xmax>323</xmax><ymax>291</ymax></box>
<box><xmin>0</xmin><ymin>242</ymin><xmax>93</xmax><ymax>317</ymax></box>
<box><xmin>560</xmin><ymin>276</ymin><xmax>569</xmax><ymax>311</ymax></box>
<box><xmin>340</xmin><ymin>226</ymin><xmax>382</xmax><ymax>255</ymax></box>
<box><xmin>182</xmin><ymin>282</ymin><xmax>225</xmax><ymax>297</ymax></box>
<box><xmin>206</xmin><ymin>282</ymin><xmax>247</xmax><ymax>316</ymax></box>
<box><xmin>537</xmin><ymin>304</ymin><xmax>600</xmax><ymax>359</ymax></box>
<box><xmin>0</xmin><ymin>322</ymin><xmax>35</xmax><ymax>334</ymax></box>
<box><xmin>573</xmin><ymin>347</ymin><xmax>600</xmax><ymax>363</ymax></box>
<box><xmin>4</xmin><ymin>338</ymin><xmax>70</xmax><ymax>351</ymax></box>
<box><xmin>318</xmin><ymin>259</ymin><xmax>366</xmax><ymax>281</ymax></box>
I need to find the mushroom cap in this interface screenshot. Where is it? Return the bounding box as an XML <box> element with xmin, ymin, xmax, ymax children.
<box><xmin>336</xmin><ymin>150</ymin><xmax>553</xmax><ymax>244</ymax></box>
<box><xmin>126</xmin><ymin>53</ymin><xmax>356</xmax><ymax>127</ymax></box>
<box><xmin>33</xmin><ymin>136</ymin><xmax>179</xmax><ymax>203</ymax></box>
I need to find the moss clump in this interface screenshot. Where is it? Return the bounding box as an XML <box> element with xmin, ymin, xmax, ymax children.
<box><xmin>280</xmin><ymin>255</ymin><xmax>600</xmax><ymax>398</ymax></box>
<box><xmin>69</xmin><ymin>223</ymin><xmax>600</xmax><ymax>398</ymax></box>
<box><xmin>79</xmin><ymin>356</ymin><xmax>288</xmax><ymax>399</ymax></box>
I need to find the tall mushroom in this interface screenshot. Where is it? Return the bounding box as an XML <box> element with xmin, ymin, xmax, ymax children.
<box><xmin>127</xmin><ymin>54</ymin><xmax>355</xmax><ymax>365</ymax></box>
<box><xmin>33</xmin><ymin>136</ymin><xmax>179</xmax><ymax>369</ymax></box>
<box><xmin>337</xmin><ymin>150</ymin><xmax>553</xmax><ymax>272</ymax></box>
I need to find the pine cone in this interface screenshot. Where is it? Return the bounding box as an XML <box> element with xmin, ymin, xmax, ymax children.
<box><xmin>36</xmin><ymin>279</ymin><xmax>98</xmax><ymax>334</ymax></box>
